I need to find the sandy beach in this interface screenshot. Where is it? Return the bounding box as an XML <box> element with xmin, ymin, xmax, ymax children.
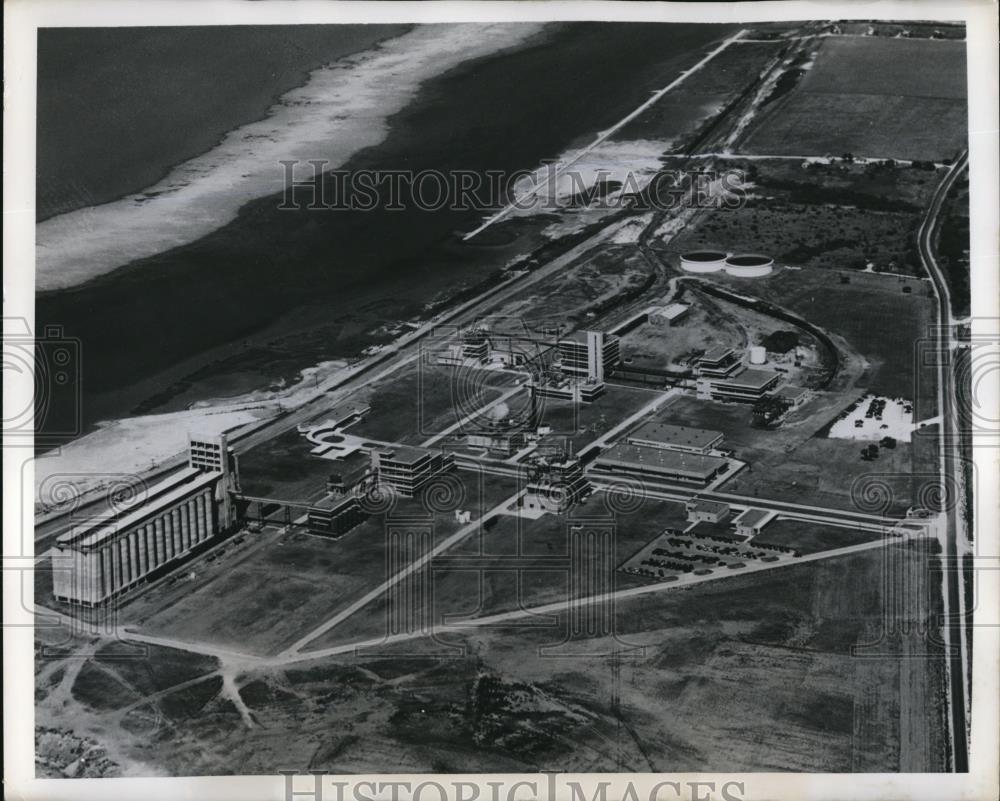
<box><xmin>36</xmin><ymin>23</ymin><xmax>545</xmax><ymax>292</ymax></box>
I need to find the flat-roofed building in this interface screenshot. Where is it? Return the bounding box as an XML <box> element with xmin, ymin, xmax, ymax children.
<box><xmin>627</xmin><ymin>422</ymin><xmax>724</xmax><ymax>454</ymax></box>
<box><xmin>773</xmin><ymin>384</ymin><xmax>810</xmax><ymax>408</ymax></box>
<box><xmin>307</xmin><ymin>495</ymin><xmax>368</xmax><ymax>538</ymax></box>
<box><xmin>695</xmin><ymin>346</ymin><xmax>742</xmax><ymax>379</ymax></box>
<box><xmin>733</xmin><ymin>508</ymin><xmax>776</xmax><ymax>537</ymax></box>
<box><xmin>327</xmin><ymin>450</ymin><xmax>374</xmax><ymax>496</ymax></box>
<box><xmin>649</xmin><ymin>303</ymin><xmax>690</xmax><ymax>326</ymax></box>
<box><xmin>51</xmin><ymin>453</ymin><xmax>239</xmax><ymax>607</ymax></box>
<box><xmin>697</xmin><ymin>368</ymin><xmax>780</xmax><ymax>403</ymax></box>
<box><xmin>558</xmin><ymin>330</ymin><xmax>620</xmax><ymax>380</ymax></box>
<box><xmin>686</xmin><ymin>498</ymin><xmax>731</xmax><ymax>523</ymax></box>
<box><xmin>592</xmin><ymin>442</ymin><xmax>730</xmax><ymax>487</ymax></box>
<box><xmin>371</xmin><ymin>445</ymin><xmax>455</xmax><ymax>497</ymax></box>
<box><xmin>528</xmin><ymin>374</ymin><xmax>605</xmax><ymax>403</ymax></box>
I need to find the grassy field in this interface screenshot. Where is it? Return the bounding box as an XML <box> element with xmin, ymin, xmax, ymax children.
<box><xmin>534</xmin><ymin>383</ymin><xmax>657</xmax><ymax>453</ymax></box>
<box><xmin>752</xmin><ymin>518</ymin><xmax>884</xmax><ymax>554</ymax></box>
<box><xmin>305</xmin><ymin>493</ymin><xmax>692</xmax><ymax>650</ymax></box>
<box><xmin>35</xmin><ymin>539</ymin><xmax>949</xmax><ymax>774</ymax></box>
<box><xmin>741</xmin><ymin>37</ymin><xmax>967</xmax><ymax>161</ymax></box>
<box><xmin>618</xmin><ymin>297</ymin><xmax>743</xmax><ymax>370</ymax></box>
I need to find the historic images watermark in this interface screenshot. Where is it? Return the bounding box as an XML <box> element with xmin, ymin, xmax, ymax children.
<box><xmin>281</xmin><ymin>772</ymin><xmax>747</xmax><ymax>801</ymax></box>
<box><xmin>278</xmin><ymin>160</ymin><xmax>748</xmax><ymax>214</ymax></box>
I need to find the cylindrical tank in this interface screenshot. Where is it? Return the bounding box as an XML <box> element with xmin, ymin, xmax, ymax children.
<box><xmin>749</xmin><ymin>345</ymin><xmax>767</xmax><ymax>365</ymax></box>
<box><xmin>724</xmin><ymin>254</ymin><xmax>774</xmax><ymax>277</ymax></box>
<box><xmin>679</xmin><ymin>250</ymin><xmax>727</xmax><ymax>273</ymax></box>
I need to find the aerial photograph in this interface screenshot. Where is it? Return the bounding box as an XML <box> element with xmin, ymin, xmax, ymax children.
<box><xmin>28</xmin><ymin>16</ymin><xmax>975</xmax><ymax>780</ymax></box>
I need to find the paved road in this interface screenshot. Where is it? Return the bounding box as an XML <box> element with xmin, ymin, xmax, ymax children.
<box><xmin>916</xmin><ymin>149</ymin><xmax>970</xmax><ymax>771</ymax></box>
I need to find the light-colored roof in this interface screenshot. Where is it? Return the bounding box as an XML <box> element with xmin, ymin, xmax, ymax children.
<box><xmin>57</xmin><ymin>467</ymin><xmax>217</xmax><ymax>549</ymax></box>
<box><xmin>595</xmin><ymin>443</ymin><xmax>727</xmax><ymax>479</ymax></box>
<box><xmin>733</xmin><ymin>508</ymin><xmax>771</xmax><ymax>528</ymax></box>
<box><xmin>628</xmin><ymin>422</ymin><xmax>723</xmax><ymax>450</ymax></box>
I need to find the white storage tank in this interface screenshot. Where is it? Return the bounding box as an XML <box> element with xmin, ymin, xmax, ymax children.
<box><xmin>679</xmin><ymin>250</ymin><xmax>727</xmax><ymax>273</ymax></box>
<box><xmin>749</xmin><ymin>345</ymin><xmax>767</xmax><ymax>365</ymax></box>
<box><xmin>724</xmin><ymin>253</ymin><xmax>774</xmax><ymax>277</ymax></box>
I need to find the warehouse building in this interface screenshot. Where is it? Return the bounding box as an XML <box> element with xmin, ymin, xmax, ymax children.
<box><xmin>592</xmin><ymin>442</ymin><xmax>730</xmax><ymax>487</ymax></box>
<box><xmin>528</xmin><ymin>373</ymin><xmax>605</xmax><ymax>403</ymax></box>
<box><xmin>51</xmin><ymin>434</ymin><xmax>240</xmax><ymax>607</ymax></box>
<box><xmin>371</xmin><ymin>445</ymin><xmax>455</xmax><ymax>497</ymax></box>
<box><xmin>627</xmin><ymin>422</ymin><xmax>724</xmax><ymax>454</ymax></box>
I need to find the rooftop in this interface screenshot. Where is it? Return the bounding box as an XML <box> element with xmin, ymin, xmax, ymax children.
<box><xmin>775</xmin><ymin>384</ymin><xmax>809</xmax><ymax>399</ymax></box>
<box><xmin>628</xmin><ymin>421</ymin><xmax>723</xmax><ymax>450</ymax></box>
<box><xmin>687</xmin><ymin>498</ymin><xmax>730</xmax><ymax>515</ymax></box>
<box><xmin>559</xmin><ymin>330</ymin><xmax>618</xmax><ymax>346</ymax></box>
<box><xmin>698</xmin><ymin>345</ymin><xmax>737</xmax><ymax>364</ymax></box>
<box><xmin>734</xmin><ymin>508</ymin><xmax>772</xmax><ymax>528</ymax></box>
<box><xmin>375</xmin><ymin>445</ymin><xmax>435</xmax><ymax>466</ymax></box>
<box><xmin>715</xmin><ymin>369</ymin><xmax>780</xmax><ymax>390</ymax></box>
<box><xmin>595</xmin><ymin>443</ymin><xmax>728</xmax><ymax>480</ymax></box>
<box><xmin>57</xmin><ymin>467</ymin><xmax>218</xmax><ymax>549</ymax></box>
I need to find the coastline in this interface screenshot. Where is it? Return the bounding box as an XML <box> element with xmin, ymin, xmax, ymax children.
<box><xmin>36</xmin><ymin>25</ymin><xmax>413</xmax><ymax>222</ymax></box>
<box><xmin>36</xmin><ymin>23</ymin><xmax>549</xmax><ymax>292</ymax></box>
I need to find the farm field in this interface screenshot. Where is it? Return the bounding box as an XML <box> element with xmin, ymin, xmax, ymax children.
<box><xmin>740</xmin><ymin>36</ymin><xmax>967</xmax><ymax>161</ymax></box>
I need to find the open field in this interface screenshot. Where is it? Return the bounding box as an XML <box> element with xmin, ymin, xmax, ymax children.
<box><xmin>119</xmin><ymin>470</ymin><xmax>519</xmax><ymax>656</ymax></box>
<box><xmin>740</xmin><ymin>37</ymin><xmax>966</xmax><ymax>161</ymax></box>
<box><xmin>752</xmin><ymin>518</ymin><xmax>885</xmax><ymax>554</ymax></box>
<box><xmin>534</xmin><ymin>383</ymin><xmax>658</xmax><ymax>453</ymax></box>
<box><xmin>617</xmin><ymin>296</ymin><xmax>742</xmax><ymax>370</ymax></box>
<box><xmin>304</xmin><ymin>494</ymin><xmax>692</xmax><ymax>651</ymax></box>
<box><xmin>34</xmin><ymin>537</ymin><xmax>949</xmax><ymax>774</ymax></box>
<box><xmin>662</xmin><ymin>157</ymin><xmax>947</xmax><ymax>276</ymax></box>
<box><xmin>661</xmin><ymin>393</ymin><xmax>916</xmax><ymax>513</ymax></box>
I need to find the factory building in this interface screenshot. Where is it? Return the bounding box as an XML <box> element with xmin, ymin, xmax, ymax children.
<box><xmin>462</xmin><ymin>328</ymin><xmax>491</xmax><ymax>363</ymax></box>
<box><xmin>773</xmin><ymin>384</ymin><xmax>810</xmax><ymax>408</ymax></box>
<box><xmin>558</xmin><ymin>330</ymin><xmax>620</xmax><ymax>381</ymax></box>
<box><xmin>592</xmin><ymin>443</ymin><xmax>730</xmax><ymax>487</ymax></box>
<box><xmin>522</xmin><ymin>454</ymin><xmax>591</xmax><ymax>514</ymax></box>
<box><xmin>695</xmin><ymin>346</ymin><xmax>743</xmax><ymax>379</ymax></box>
<box><xmin>52</xmin><ymin>434</ymin><xmax>240</xmax><ymax>607</ymax></box>
<box><xmin>371</xmin><ymin>445</ymin><xmax>455</xmax><ymax>497</ymax></box>
<box><xmin>627</xmin><ymin>422</ymin><xmax>724</xmax><ymax>455</ymax></box>
<box><xmin>307</xmin><ymin>495</ymin><xmax>368</xmax><ymax>538</ymax></box>
<box><xmin>697</xmin><ymin>368</ymin><xmax>781</xmax><ymax>403</ymax></box>
<box><xmin>686</xmin><ymin>499</ymin><xmax>731</xmax><ymax>524</ymax></box>
<box><xmin>528</xmin><ymin>373</ymin><xmax>605</xmax><ymax>403</ymax></box>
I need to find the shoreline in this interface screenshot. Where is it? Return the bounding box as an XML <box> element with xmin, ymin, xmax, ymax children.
<box><xmin>36</xmin><ymin>25</ymin><xmax>414</xmax><ymax>224</ymax></box>
<box><xmin>35</xmin><ymin>23</ymin><xmax>550</xmax><ymax>293</ymax></box>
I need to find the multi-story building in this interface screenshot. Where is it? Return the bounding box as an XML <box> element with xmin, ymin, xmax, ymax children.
<box><xmin>326</xmin><ymin>450</ymin><xmax>375</xmax><ymax>496</ymax></box>
<box><xmin>694</xmin><ymin>346</ymin><xmax>743</xmax><ymax>379</ymax></box>
<box><xmin>558</xmin><ymin>330</ymin><xmax>620</xmax><ymax>380</ymax></box>
<box><xmin>307</xmin><ymin>495</ymin><xmax>368</xmax><ymax>538</ymax></box>
<box><xmin>51</xmin><ymin>434</ymin><xmax>240</xmax><ymax>607</ymax></box>
<box><xmin>528</xmin><ymin>373</ymin><xmax>605</xmax><ymax>403</ymax></box>
<box><xmin>371</xmin><ymin>445</ymin><xmax>455</xmax><ymax>497</ymax></box>
<box><xmin>696</xmin><ymin>368</ymin><xmax>780</xmax><ymax>403</ymax></box>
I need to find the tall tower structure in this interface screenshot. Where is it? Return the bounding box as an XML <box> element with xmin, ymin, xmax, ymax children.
<box><xmin>587</xmin><ymin>330</ymin><xmax>605</xmax><ymax>381</ymax></box>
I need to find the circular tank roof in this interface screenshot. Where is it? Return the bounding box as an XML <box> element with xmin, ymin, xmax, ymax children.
<box><xmin>682</xmin><ymin>250</ymin><xmax>728</xmax><ymax>262</ymax></box>
<box><xmin>726</xmin><ymin>254</ymin><xmax>773</xmax><ymax>267</ymax></box>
